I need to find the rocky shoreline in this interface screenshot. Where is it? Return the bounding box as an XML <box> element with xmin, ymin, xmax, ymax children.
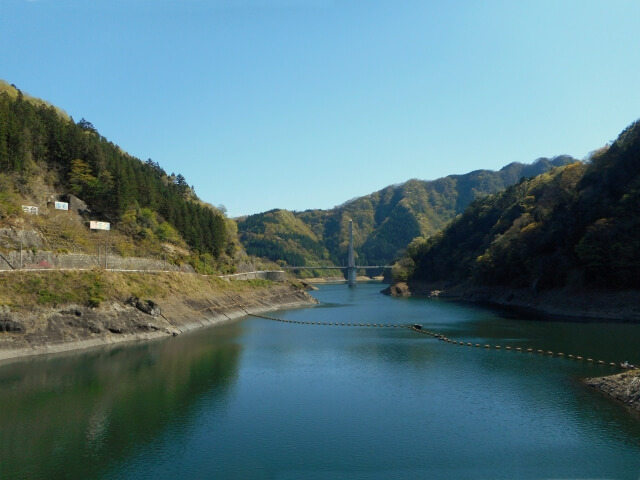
<box><xmin>586</xmin><ymin>370</ymin><xmax>640</xmax><ymax>413</ymax></box>
<box><xmin>383</xmin><ymin>281</ymin><xmax>640</xmax><ymax>322</ymax></box>
<box><xmin>0</xmin><ymin>281</ymin><xmax>318</xmax><ymax>362</ymax></box>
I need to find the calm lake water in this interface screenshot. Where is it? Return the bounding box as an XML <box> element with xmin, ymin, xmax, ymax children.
<box><xmin>1</xmin><ymin>282</ymin><xmax>639</xmax><ymax>479</ymax></box>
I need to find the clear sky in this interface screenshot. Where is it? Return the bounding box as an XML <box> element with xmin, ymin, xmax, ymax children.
<box><xmin>2</xmin><ymin>0</ymin><xmax>639</xmax><ymax>217</ymax></box>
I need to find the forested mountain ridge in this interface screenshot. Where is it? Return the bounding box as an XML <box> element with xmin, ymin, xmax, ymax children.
<box><xmin>399</xmin><ymin>119</ymin><xmax>640</xmax><ymax>292</ymax></box>
<box><xmin>237</xmin><ymin>156</ymin><xmax>574</xmax><ymax>270</ymax></box>
<box><xmin>238</xmin><ymin>209</ymin><xmax>331</xmax><ymax>267</ymax></box>
<box><xmin>0</xmin><ymin>81</ymin><xmax>240</xmax><ymax>273</ymax></box>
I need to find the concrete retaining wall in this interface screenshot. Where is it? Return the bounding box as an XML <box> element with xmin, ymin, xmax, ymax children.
<box><xmin>0</xmin><ymin>251</ymin><xmax>194</xmax><ymax>272</ymax></box>
<box><xmin>0</xmin><ymin>250</ymin><xmax>283</xmax><ymax>281</ymax></box>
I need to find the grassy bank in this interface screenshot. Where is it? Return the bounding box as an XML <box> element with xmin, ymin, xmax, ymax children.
<box><xmin>0</xmin><ymin>270</ymin><xmax>277</xmax><ymax>311</ymax></box>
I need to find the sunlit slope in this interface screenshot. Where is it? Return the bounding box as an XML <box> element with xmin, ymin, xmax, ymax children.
<box><xmin>403</xmin><ymin>119</ymin><xmax>640</xmax><ymax>291</ymax></box>
<box><xmin>238</xmin><ymin>156</ymin><xmax>574</xmax><ymax>267</ymax></box>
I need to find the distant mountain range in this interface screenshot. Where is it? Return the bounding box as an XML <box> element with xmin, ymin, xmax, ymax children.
<box><xmin>8</xmin><ymin>76</ymin><xmax>619</xmax><ymax>290</ymax></box>
<box><xmin>237</xmin><ymin>156</ymin><xmax>575</xmax><ymax>270</ymax></box>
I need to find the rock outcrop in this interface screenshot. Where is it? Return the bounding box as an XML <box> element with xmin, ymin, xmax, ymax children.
<box><xmin>586</xmin><ymin>370</ymin><xmax>640</xmax><ymax>412</ymax></box>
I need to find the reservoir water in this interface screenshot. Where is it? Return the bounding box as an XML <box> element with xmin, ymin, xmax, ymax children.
<box><xmin>1</xmin><ymin>282</ymin><xmax>639</xmax><ymax>479</ymax></box>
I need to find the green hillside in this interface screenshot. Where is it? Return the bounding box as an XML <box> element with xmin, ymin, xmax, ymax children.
<box><xmin>401</xmin><ymin>119</ymin><xmax>640</xmax><ymax>291</ymax></box>
<box><xmin>239</xmin><ymin>209</ymin><xmax>330</xmax><ymax>266</ymax></box>
<box><xmin>0</xmin><ymin>82</ymin><xmax>242</xmax><ymax>273</ymax></box>
<box><xmin>237</xmin><ymin>157</ymin><xmax>574</xmax><ymax>269</ymax></box>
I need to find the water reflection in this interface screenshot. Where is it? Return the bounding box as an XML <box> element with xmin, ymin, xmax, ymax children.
<box><xmin>0</xmin><ymin>324</ymin><xmax>243</xmax><ymax>479</ymax></box>
<box><xmin>1</xmin><ymin>284</ymin><xmax>639</xmax><ymax>479</ymax></box>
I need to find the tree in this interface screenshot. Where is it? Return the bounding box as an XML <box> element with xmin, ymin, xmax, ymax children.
<box><xmin>68</xmin><ymin>159</ymin><xmax>98</xmax><ymax>196</ymax></box>
<box><xmin>77</xmin><ymin>117</ymin><xmax>97</xmax><ymax>133</ymax></box>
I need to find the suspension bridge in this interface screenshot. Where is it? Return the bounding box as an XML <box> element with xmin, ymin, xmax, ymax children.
<box><xmin>281</xmin><ymin>220</ymin><xmax>391</xmax><ymax>287</ymax></box>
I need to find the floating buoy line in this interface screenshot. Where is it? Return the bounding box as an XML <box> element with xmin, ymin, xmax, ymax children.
<box><xmin>248</xmin><ymin>313</ymin><xmax>637</xmax><ymax>372</ymax></box>
<box><xmin>248</xmin><ymin>313</ymin><xmax>412</xmax><ymax>329</ymax></box>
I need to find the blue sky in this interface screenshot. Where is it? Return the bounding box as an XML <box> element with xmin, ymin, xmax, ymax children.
<box><xmin>2</xmin><ymin>0</ymin><xmax>639</xmax><ymax>217</ymax></box>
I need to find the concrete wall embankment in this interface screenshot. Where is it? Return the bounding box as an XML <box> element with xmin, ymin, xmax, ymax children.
<box><xmin>218</xmin><ymin>271</ymin><xmax>286</xmax><ymax>282</ymax></box>
<box><xmin>0</xmin><ymin>249</ymin><xmax>285</xmax><ymax>280</ymax></box>
<box><xmin>0</xmin><ymin>251</ymin><xmax>194</xmax><ymax>272</ymax></box>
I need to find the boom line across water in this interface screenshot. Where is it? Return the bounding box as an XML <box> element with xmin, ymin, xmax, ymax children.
<box><xmin>248</xmin><ymin>313</ymin><xmax>636</xmax><ymax>372</ymax></box>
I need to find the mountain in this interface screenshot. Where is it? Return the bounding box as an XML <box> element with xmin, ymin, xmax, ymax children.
<box><xmin>0</xmin><ymin>81</ymin><xmax>244</xmax><ymax>274</ymax></box>
<box><xmin>237</xmin><ymin>157</ymin><xmax>575</xmax><ymax>270</ymax></box>
<box><xmin>399</xmin><ymin>119</ymin><xmax>640</xmax><ymax>291</ymax></box>
<box><xmin>237</xmin><ymin>209</ymin><xmax>331</xmax><ymax>267</ymax></box>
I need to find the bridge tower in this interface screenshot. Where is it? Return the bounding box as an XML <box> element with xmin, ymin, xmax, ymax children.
<box><xmin>347</xmin><ymin>220</ymin><xmax>356</xmax><ymax>287</ymax></box>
